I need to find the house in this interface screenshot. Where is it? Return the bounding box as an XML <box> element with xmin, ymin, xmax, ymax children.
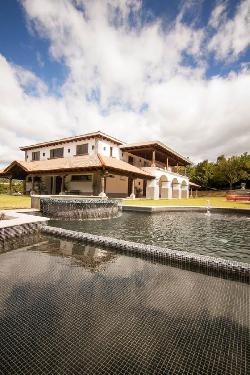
<box><xmin>0</xmin><ymin>131</ymin><xmax>191</xmax><ymax>199</ymax></box>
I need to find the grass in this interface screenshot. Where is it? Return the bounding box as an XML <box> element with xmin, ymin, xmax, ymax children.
<box><xmin>0</xmin><ymin>194</ymin><xmax>249</xmax><ymax>210</ymax></box>
<box><xmin>123</xmin><ymin>197</ymin><xmax>250</xmax><ymax>209</ymax></box>
<box><xmin>0</xmin><ymin>194</ymin><xmax>31</xmax><ymax>209</ymax></box>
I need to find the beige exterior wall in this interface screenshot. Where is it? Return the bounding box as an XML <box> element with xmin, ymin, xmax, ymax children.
<box><xmin>106</xmin><ymin>175</ymin><xmax>128</xmax><ymax>195</ymax></box>
<box><xmin>66</xmin><ymin>174</ymin><xmax>93</xmax><ymax>194</ymax></box>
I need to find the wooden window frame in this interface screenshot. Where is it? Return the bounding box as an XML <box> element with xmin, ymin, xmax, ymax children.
<box><xmin>76</xmin><ymin>143</ymin><xmax>89</xmax><ymax>156</ymax></box>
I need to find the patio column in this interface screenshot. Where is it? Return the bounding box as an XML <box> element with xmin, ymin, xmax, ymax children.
<box><xmin>161</xmin><ymin>181</ymin><xmax>172</xmax><ymax>199</ymax></box>
<box><xmin>130</xmin><ymin>178</ymin><xmax>135</xmax><ymax>199</ymax></box>
<box><xmin>60</xmin><ymin>175</ymin><xmax>65</xmax><ymax>194</ymax></box>
<box><xmin>99</xmin><ymin>174</ymin><xmax>107</xmax><ymax>197</ymax></box>
<box><xmin>166</xmin><ymin>157</ymin><xmax>169</xmax><ymax>170</ymax></box>
<box><xmin>22</xmin><ymin>178</ymin><xmax>26</xmax><ymax>195</ymax></box>
<box><xmin>172</xmin><ymin>182</ymin><xmax>181</xmax><ymax>199</ymax></box>
<box><xmin>146</xmin><ymin>179</ymin><xmax>159</xmax><ymax>199</ymax></box>
<box><xmin>181</xmin><ymin>184</ymin><xmax>189</xmax><ymax>199</ymax></box>
<box><xmin>31</xmin><ymin>176</ymin><xmax>35</xmax><ymax>192</ymax></box>
<box><xmin>9</xmin><ymin>177</ymin><xmax>12</xmax><ymax>195</ymax></box>
<box><xmin>52</xmin><ymin>176</ymin><xmax>56</xmax><ymax>195</ymax></box>
<box><xmin>151</xmin><ymin>150</ymin><xmax>156</xmax><ymax>167</ymax></box>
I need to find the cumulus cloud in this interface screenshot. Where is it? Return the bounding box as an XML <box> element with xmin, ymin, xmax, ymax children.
<box><xmin>208</xmin><ymin>0</ymin><xmax>250</xmax><ymax>60</ymax></box>
<box><xmin>0</xmin><ymin>0</ymin><xmax>249</xmax><ymax>167</ymax></box>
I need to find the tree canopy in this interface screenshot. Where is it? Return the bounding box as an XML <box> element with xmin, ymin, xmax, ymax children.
<box><xmin>187</xmin><ymin>152</ymin><xmax>250</xmax><ymax>190</ymax></box>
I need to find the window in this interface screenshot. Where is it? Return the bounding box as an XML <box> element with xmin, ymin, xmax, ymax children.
<box><xmin>110</xmin><ymin>147</ymin><xmax>113</xmax><ymax>157</ymax></box>
<box><xmin>103</xmin><ymin>147</ymin><xmax>106</xmax><ymax>151</ymax></box>
<box><xmin>50</xmin><ymin>147</ymin><xmax>64</xmax><ymax>159</ymax></box>
<box><xmin>71</xmin><ymin>175</ymin><xmax>92</xmax><ymax>181</ymax></box>
<box><xmin>32</xmin><ymin>151</ymin><xmax>40</xmax><ymax>161</ymax></box>
<box><xmin>43</xmin><ymin>152</ymin><xmax>45</xmax><ymax>157</ymax></box>
<box><xmin>128</xmin><ymin>156</ymin><xmax>134</xmax><ymax>165</ymax></box>
<box><xmin>76</xmin><ymin>143</ymin><xmax>88</xmax><ymax>155</ymax></box>
<box><xmin>92</xmin><ymin>145</ymin><xmax>95</xmax><ymax>150</ymax></box>
<box><xmin>68</xmin><ymin>149</ymin><xmax>70</xmax><ymax>153</ymax></box>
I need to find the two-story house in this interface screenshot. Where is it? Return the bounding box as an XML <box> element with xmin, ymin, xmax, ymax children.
<box><xmin>0</xmin><ymin>131</ymin><xmax>191</xmax><ymax>199</ymax></box>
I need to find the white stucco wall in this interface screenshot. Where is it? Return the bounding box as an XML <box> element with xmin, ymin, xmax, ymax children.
<box><xmin>25</xmin><ymin>137</ymin><xmax>121</xmax><ymax>161</ymax></box>
<box><xmin>97</xmin><ymin>140</ymin><xmax>120</xmax><ymax>158</ymax></box>
<box><xmin>25</xmin><ymin>138</ymin><xmax>97</xmax><ymax>161</ymax></box>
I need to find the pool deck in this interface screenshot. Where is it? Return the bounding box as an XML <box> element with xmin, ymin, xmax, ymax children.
<box><xmin>122</xmin><ymin>204</ymin><xmax>250</xmax><ymax>215</ymax></box>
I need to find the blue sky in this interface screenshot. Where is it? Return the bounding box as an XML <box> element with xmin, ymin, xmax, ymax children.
<box><xmin>0</xmin><ymin>0</ymin><xmax>249</xmax><ymax>165</ymax></box>
<box><xmin>1</xmin><ymin>0</ymin><xmax>249</xmax><ymax>87</ymax></box>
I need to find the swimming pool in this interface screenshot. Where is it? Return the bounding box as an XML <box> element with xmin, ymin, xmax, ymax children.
<box><xmin>0</xmin><ymin>236</ymin><xmax>248</xmax><ymax>375</ymax></box>
<box><xmin>49</xmin><ymin>211</ymin><xmax>250</xmax><ymax>263</ymax></box>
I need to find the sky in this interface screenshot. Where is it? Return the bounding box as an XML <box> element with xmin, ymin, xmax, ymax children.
<box><xmin>0</xmin><ymin>0</ymin><xmax>249</xmax><ymax>167</ymax></box>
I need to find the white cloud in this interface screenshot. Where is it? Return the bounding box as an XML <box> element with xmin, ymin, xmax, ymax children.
<box><xmin>0</xmin><ymin>0</ymin><xmax>249</xmax><ymax>167</ymax></box>
<box><xmin>208</xmin><ymin>0</ymin><xmax>250</xmax><ymax>60</ymax></box>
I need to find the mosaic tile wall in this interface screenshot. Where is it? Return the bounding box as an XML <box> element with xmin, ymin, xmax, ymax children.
<box><xmin>0</xmin><ymin>237</ymin><xmax>249</xmax><ymax>375</ymax></box>
<box><xmin>0</xmin><ymin>223</ymin><xmax>45</xmax><ymax>253</ymax></box>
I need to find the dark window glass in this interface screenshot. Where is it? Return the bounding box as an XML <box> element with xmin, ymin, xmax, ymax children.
<box><xmin>92</xmin><ymin>145</ymin><xmax>95</xmax><ymax>150</ymax></box>
<box><xmin>50</xmin><ymin>147</ymin><xmax>64</xmax><ymax>158</ymax></box>
<box><xmin>110</xmin><ymin>147</ymin><xmax>113</xmax><ymax>157</ymax></box>
<box><xmin>68</xmin><ymin>149</ymin><xmax>70</xmax><ymax>153</ymax></box>
<box><xmin>32</xmin><ymin>151</ymin><xmax>40</xmax><ymax>161</ymax></box>
<box><xmin>128</xmin><ymin>156</ymin><xmax>134</xmax><ymax>165</ymax></box>
<box><xmin>76</xmin><ymin>143</ymin><xmax>88</xmax><ymax>155</ymax></box>
<box><xmin>43</xmin><ymin>152</ymin><xmax>45</xmax><ymax>157</ymax></box>
<box><xmin>71</xmin><ymin>175</ymin><xmax>92</xmax><ymax>181</ymax></box>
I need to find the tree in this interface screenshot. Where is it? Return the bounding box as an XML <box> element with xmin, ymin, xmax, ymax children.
<box><xmin>187</xmin><ymin>160</ymin><xmax>215</xmax><ymax>189</ymax></box>
<box><xmin>187</xmin><ymin>152</ymin><xmax>250</xmax><ymax>190</ymax></box>
<box><xmin>214</xmin><ymin>154</ymin><xmax>249</xmax><ymax>190</ymax></box>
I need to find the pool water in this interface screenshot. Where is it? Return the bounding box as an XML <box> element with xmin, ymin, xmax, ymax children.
<box><xmin>49</xmin><ymin>211</ymin><xmax>250</xmax><ymax>263</ymax></box>
<box><xmin>0</xmin><ymin>236</ymin><xmax>248</xmax><ymax>374</ymax></box>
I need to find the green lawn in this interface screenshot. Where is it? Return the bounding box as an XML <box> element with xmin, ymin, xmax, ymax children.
<box><xmin>123</xmin><ymin>197</ymin><xmax>250</xmax><ymax>209</ymax></box>
<box><xmin>0</xmin><ymin>194</ymin><xmax>249</xmax><ymax>210</ymax></box>
<box><xmin>0</xmin><ymin>194</ymin><xmax>31</xmax><ymax>209</ymax></box>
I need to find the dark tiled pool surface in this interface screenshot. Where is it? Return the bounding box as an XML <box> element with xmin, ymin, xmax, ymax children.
<box><xmin>0</xmin><ymin>237</ymin><xmax>249</xmax><ymax>375</ymax></box>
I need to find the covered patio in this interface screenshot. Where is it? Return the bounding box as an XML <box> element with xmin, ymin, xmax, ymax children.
<box><xmin>0</xmin><ymin>154</ymin><xmax>153</xmax><ymax>198</ymax></box>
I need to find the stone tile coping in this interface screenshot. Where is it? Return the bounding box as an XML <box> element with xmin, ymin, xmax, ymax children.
<box><xmin>0</xmin><ymin>209</ymin><xmax>49</xmax><ymax>229</ymax></box>
<box><xmin>42</xmin><ymin>226</ymin><xmax>250</xmax><ymax>283</ymax></box>
<box><xmin>122</xmin><ymin>205</ymin><xmax>250</xmax><ymax>215</ymax></box>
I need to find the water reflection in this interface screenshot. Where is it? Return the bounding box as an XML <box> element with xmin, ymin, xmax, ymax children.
<box><xmin>31</xmin><ymin>237</ymin><xmax>117</xmax><ymax>272</ymax></box>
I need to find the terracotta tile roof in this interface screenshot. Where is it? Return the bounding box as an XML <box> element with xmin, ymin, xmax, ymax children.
<box><xmin>0</xmin><ymin>154</ymin><xmax>153</xmax><ymax>178</ymax></box>
<box><xmin>99</xmin><ymin>155</ymin><xmax>153</xmax><ymax>177</ymax></box>
<box><xmin>20</xmin><ymin>131</ymin><xmax>124</xmax><ymax>150</ymax></box>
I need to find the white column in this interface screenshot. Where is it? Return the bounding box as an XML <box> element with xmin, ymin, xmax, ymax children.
<box><xmin>181</xmin><ymin>184</ymin><xmax>189</xmax><ymax>199</ymax></box>
<box><xmin>161</xmin><ymin>181</ymin><xmax>172</xmax><ymax>199</ymax></box>
<box><xmin>130</xmin><ymin>179</ymin><xmax>135</xmax><ymax>199</ymax></box>
<box><xmin>146</xmin><ymin>179</ymin><xmax>159</xmax><ymax>200</ymax></box>
<box><xmin>99</xmin><ymin>175</ymin><xmax>107</xmax><ymax>197</ymax></box>
<box><xmin>172</xmin><ymin>182</ymin><xmax>181</xmax><ymax>199</ymax></box>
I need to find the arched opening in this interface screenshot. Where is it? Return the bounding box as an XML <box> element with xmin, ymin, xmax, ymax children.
<box><xmin>181</xmin><ymin>180</ymin><xmax>188</xmax><ymax>199</ymax></box>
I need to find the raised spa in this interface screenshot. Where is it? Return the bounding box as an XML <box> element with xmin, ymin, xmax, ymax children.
<box><xmin>40</xmin><ymin>197</ymin><xmax>120</xmax><ymax>220</ymax></box>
